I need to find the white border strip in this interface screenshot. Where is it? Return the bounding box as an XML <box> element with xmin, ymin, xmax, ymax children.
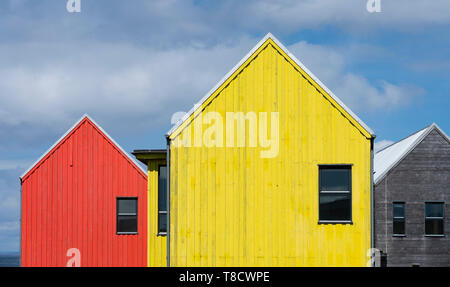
<box><xmin>20</xmin><ymin>114</ymin><xmax>147</xmax><ymax>179</ymax></box>
<box><xmin>166</xmin><ymin>32</ymin><xmax>375</xmax><ymax>138</ymax></box>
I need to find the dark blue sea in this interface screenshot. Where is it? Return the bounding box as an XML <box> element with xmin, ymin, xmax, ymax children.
<box><xmin>0</xmin><ymin>254</ymin><xmax>20</xmax><ymax>267</ymax></box>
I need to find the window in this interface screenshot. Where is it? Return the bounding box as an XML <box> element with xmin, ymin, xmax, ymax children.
<box><xmin>393</xmin><ymin>202</ymin><xmax>405</xmax><ymax>236</ymax></box>
<box><xmin>319</xmin><ymin>165</ymin><xmax>352</xmax><ymax>223</ymax></box>
<box><xmin>158</xmin><ymin>165</ymin><xmax>167</xmax><ymax>234</ymax></box>
<box><xmin>117</xmin><ymin>198</ymin><xmax>138</xmax><ymax>234</ymax></box>
<box><xmin>425</xmin><ymin>202</ymin><xmax>444</xmax><ymax>236</ymax></box>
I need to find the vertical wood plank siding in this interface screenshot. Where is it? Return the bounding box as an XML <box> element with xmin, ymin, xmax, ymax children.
<box><xmin>21</xmin><ymin>117</ymin><xmax>147</xmax><ymax>267</ymax></box>
<box><xmin>168</xmin><ymin>39</ymin><xmax>372</xmax><ymax>266</ymax></box>
<box><xmin>147</xmin><ymin>159</ymin><xmax>167</xmax><ymax>266</ymax></box>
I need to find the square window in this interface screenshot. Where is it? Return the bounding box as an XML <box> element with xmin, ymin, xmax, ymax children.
<box><xmin>319</xmin><ymin>166</ymin><xmax>352</xmax><ymax>222</ymax></box>
<box><xmin>117</xmin><ymin>198</ymin><xmax>138</xmax><ymax>234</ymax></box>
<box><xmin>393</xmin><ymin>202</ymin><xmax>405</xmax><ymax>236</ymax></box>
<box><xmin>425</xmin><ymin>202</ymin><xmax>444</xmax><ymax>236</ymax></box>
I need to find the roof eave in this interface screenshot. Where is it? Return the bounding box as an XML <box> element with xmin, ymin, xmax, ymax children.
<box><xmin>166</xmin><ymin>33</ymin><xmax>375</xmax><ymax>139</ymax></box>
<box><xmin>21</xmin><ymin>114</ymin><xmax>147</xmax><ymax>180</ymax></box>
<box><xmin>374</xmin><ymin>123</ymin><xmax>438</xmax><ymax>185</ymax></box>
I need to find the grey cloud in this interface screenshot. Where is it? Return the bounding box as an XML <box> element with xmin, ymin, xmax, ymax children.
<box><xmin>0</xmin><ymin>37</ymin><xmax>257</xmax><ymax>152</ymax></box>
<box><xmin>0</xmin><ymin>168</ymin><xmax>21</xmax><ymax>252</ymax></box>
<box><xmin>288</xmin><ymin>41</ymin><xmax>425</xmax><ymax>112</ymax></box>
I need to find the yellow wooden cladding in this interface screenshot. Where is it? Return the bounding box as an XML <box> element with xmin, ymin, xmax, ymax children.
<box><xmin>146</xmin><ymin>159</ymin><xmax>167</xmax><ymax>267</ymax></box>
<box><xmin>169</xmin><ymin>38</ymin><xmax>372</xmax><ymax>266</ymax></box>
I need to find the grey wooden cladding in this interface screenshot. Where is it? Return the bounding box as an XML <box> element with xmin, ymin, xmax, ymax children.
<box><xmin>374</xmin><ymin>128</ymin><xmax>450</xmax><ymax>267</ymax></box>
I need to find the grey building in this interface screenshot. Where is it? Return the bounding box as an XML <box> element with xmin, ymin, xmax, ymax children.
<box><xmin>374</xmin><ymin>123</ymin><xmax>450</xmax><ymax>266</ymax></box>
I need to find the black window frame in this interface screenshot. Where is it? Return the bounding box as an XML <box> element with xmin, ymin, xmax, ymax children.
<box><xmin>425</xmin><ymin>201</ymin><xmax>445</xmax><ymax>237</ymax></box>
<box><xmin>158</xmin><ymin>165</ymin><xmax>168</xmax><ymax>236</ymax></box>
<box><xmin>392</xmin><ymin>201</ymin><xmax>406</xmax><ymax>237</ymax></box>
<box><xmin>116</xmin><ymin>197</ymin><xmax>138</xmax><ymax>235</ymax></box>
<box><xmin>318</xmin><ymin>164</ymin><xmax>353</xmax><ymax>224</ymax></box>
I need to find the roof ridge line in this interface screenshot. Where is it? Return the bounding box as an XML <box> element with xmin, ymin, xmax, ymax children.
<box><xmin>166</xmin><ymin>33</ymin><xmax>375</xmax><ymax>139</ymax></box>
<box><xmin>375</xmin><ymin>123</ymin><xmax>432</xmax><ymax>154</ymax></box>
<box><xmin>374</xmin><ymin>123</ymin><xmax>437</xmax><ymax>185</ymax></box>
<box><xmin>21</xmin><ymin>114</ymin><xmax>147</xmax><ymax>180</ymax></box>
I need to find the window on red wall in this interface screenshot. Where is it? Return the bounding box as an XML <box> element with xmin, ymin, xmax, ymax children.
<box><xmin>117</xmin><ymin>197</ymin><xmax>138</xmax><ymax>234</ymax></box>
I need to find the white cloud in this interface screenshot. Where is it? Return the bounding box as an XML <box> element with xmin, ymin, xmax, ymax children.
<box><xmin>374</xmin><ymin>139</ymin><xmax>394</xmax><ymax>152</ymax></box>
<box><xmin>288</xmin><ymin>41</ymin><xmax>425</xmax><ymax>111</ymax></box>
<box><xmin>238</xmin><ymin>0</ymin><xmax>450</xmax><ymax>33</ymax></box>
<box><xmin>0</xmin><ymin>36</ymin><xmax>426</xmax><ymax>153</ymax></box>
<box><xmin>0</xmin><ymin>38</ymin><xmax>255</xmax><ymax>142</ymax></box>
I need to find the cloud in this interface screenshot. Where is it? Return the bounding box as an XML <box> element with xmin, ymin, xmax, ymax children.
<box><xmin>0</xmin><ymin>38</ymin><xmax>256</xmax><ymax>151</ymax></box>
<box><xmin>0</xmin><ymin>36</ymin><xmax>427</xmax><ymax>155</ymax></box>
<box><xmin>233</xmin><ymin>0</ymin><xmax>450</xmax><ymax>34</ymax></box>
<box><xmin>0</xmin><ymin>168</ymin><xmax>21</xmax><ymax>252</ymax></box>
<box><xmin>0</xmin><ymin>37</ymin><xmax>425</xmax><ymax>155</ymax></box>
<box><xmin>2</xmin><ymin>0</ymin><xmax>450</xmax><ymax>49</ymax></box>
<box><xmin>411</xmin><ymin>59</ymin><xmax>450</xmax><ymax>76</ymax></box>
<box><xmin>288</xmin><ymin>41</ymin><xmax>425</xmax><ymax>111</ymax></box>
<box><xmin>0</xmin><ymin>0</ymin><xmax>439</xmax><ymax>253</ymax></box>
<box><xmin>374</xmin><ymin>139</ymin><xmax>394</xmax><ymax>152</ymax></box>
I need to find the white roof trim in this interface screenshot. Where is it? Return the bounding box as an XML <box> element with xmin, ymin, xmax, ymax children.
<box><xmin>374</xmin><ymin>123</ymin><xmax>449</xmax><ymax>185</ymax></box>
<box><xmin>20</xmin><ymin>114</ymin><xmax>147</xmax><ymax>179</ymax></box>
<box><xmin>166</xmin><ymin>33</ymin><xmax>375</xmax><ymax>138</ymax></box>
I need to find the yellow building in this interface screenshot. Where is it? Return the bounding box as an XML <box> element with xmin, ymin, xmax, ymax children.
<box><xmin>133</xmin><ymin>149</ymin><xmax>167</xmax><ymax>267</ymax></box>
<box><xmin>138</xmin><ymin>33</ymin><xmax>376</xmax><ymax>267</ymax></box>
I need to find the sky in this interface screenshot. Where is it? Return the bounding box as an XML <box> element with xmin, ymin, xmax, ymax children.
<box><xmin>0</xmin><ymin>0</ymin><xmax>449</xmax><ymax>252</ymax></box>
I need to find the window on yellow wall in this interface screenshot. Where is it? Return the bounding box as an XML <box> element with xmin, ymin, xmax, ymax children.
<box><xmin>318</xmin><ymin>165</ymin><xmax>352</xmax><ymax>223</ymax></box>
<box><xmin>158</xmin><ymin>165</ymin><xmax>167</xmax><ymax>235</ymax></box>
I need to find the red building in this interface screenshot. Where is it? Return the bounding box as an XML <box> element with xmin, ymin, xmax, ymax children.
<box><xmin>20</xmin><ymin>115</ymin><xmax>147</xmax><ymax>267</ymax></box>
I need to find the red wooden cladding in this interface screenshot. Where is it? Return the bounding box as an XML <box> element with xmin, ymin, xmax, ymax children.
<box><xmin>21</xmin><ymin>116</ymin><xmax>147</xmax><ymax>267</ymax></box>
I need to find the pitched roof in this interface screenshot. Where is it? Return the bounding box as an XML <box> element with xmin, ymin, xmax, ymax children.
<box><xmin>166</xmin><ymin>33</ymin><xmax>375</xmax><ymax>139</ymax></box>
<box><xmin>20</xmin><ymin>114</ymin><xmax>147</xmax><ymax>179</ymax></box>
<box><xmin>374</xmin><ymin>123</ymin><xmax>450</xmax><ymax>185</ymax></box>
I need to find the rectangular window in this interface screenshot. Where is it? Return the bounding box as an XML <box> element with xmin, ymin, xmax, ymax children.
<box><xmin>393</xmin><ymin>202</ymin><xmax>405</xmax><ymax>236</ymax></box>
<box><xmin>319</xmin><ymin>165</ymin><xmax>352</xmax><ymax>223</ymax></box>
<box><xmin>158</xmin><ymin>165</ymin><xmax>167</xmax><ymax>234</ymax></box>
<box><xmin>117</xmin><ymin>197</ymin><xmax>138</xmax><ymax>234</ymax></box>
<box><xmin>425</xmin><ymin>202</ymin><xmax>444</xmax><ymax>236</ymax></box>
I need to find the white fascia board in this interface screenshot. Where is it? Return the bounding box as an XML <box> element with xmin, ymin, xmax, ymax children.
<box><xmin>21</xmin><ymin>114</ymin><xmax>147</xmax><ymax>179</ymax></box>
<box><xmin>166</xmin><ymin>33</ymin><xmax>375</xmax><ymax>138</ymax></box>
<box><xmin>374</xmin><ymin>124</ymin><xmax>435</xmax><ymax>185</ymax></box>
<box><xmin>85</xmin><ymin>115</ymin><xmax>148</xmax><ymax>175</ymax></box>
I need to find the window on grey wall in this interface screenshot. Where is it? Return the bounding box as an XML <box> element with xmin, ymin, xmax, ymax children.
<box><xmin>158</xmin><ymin>165</ymin><xmax>167</xmax><ymax>234</ymax></box>
<box><xmin>425</xmin><ymin>202</ymin><xmax>444</xmax><ymax>236</ymax></box>
<box><xmin>393</xmin><ymin>202</ymin><xmax>405</xmax><ymax>235</ymax></box>
<box><xmin>319</xmin><ymin>165</ymin><xmax>352</xmax><ymax>222</ymax></box>
<box><xmin>117</xmin><ymin>197</ymin><xmax>138</xmax><ymax>234</ymax></box>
